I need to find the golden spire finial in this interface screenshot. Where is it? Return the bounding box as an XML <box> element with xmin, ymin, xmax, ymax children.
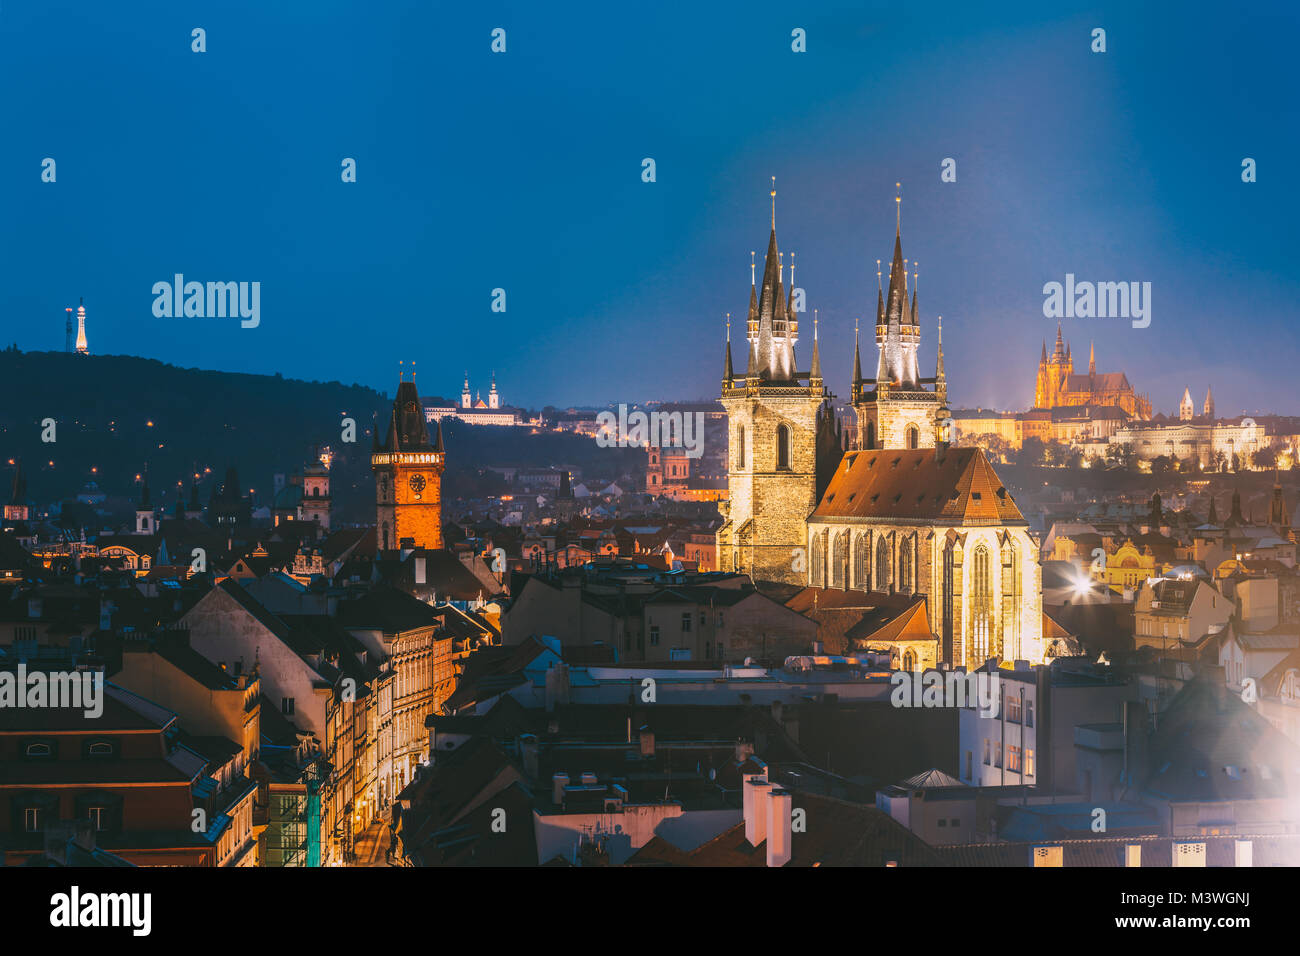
<box><xmin>725</xmin><ymin>312</ymin><xmax>731</xmax><ymax>341</ymax></box>
<box><xmin>813</xmin><ymin>308</ymin><xmax>819</xmax><ymax>338</ymax></box>
<box><xmin>398</xmin><ymin>359</ymin><xmax>404</xmax><ymax>382</ymax></box>
<box><xmin>896</xmin><ymin>181</ymin><xmax>902</xmax><ymax>231</ymax></box>
<box><xmin>876</xmin><ymin>259</ymin><xmax>882</xmax><ymax>292</ymax></box>
<box><xmin>770</xmin><ymin>176</ymin><xmax>776</xmax><ymax>228</ymax></box>
<box><xmin>790</xmin><ymin>251</ymin><xmax>796</xmax><ymax>286</ymax></box>
<box><xmin>750</xmin><ymin>251</ymin><xmax>756</xmax><ymax>286</ymax></box>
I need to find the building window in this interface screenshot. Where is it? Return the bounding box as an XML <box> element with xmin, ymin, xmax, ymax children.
<box><xmin>983</xmin><ymin>738</ymin><xmax>990</xmax><ymax>765</ymax></box>
<box><xmin>972</xmin><ymin>545</ymin><xmax>992</xmax><ymax>663</ymax></box>
<box><xmin>776</xmin><ymin>424</ymin><xmax>791</xmax><ymax>470</ymax></box>
<box><xmin>906</xmin><ymin>425</ymin><xmax>919</xmax><ymax>449</ymax></box>
<box><xmin>87</xmin><ymin>807</ymin><xmax>108</xmax><ymax>831</ymax></box>
<box><xmin>1025</xmin><ymin>748</ymin><xmax>1035</xmax><ymax>777</ymax></box>
<box><xmin>681</xmin><ymin>613</ymin><xmax>691</xmax><ymax>632</ymax></box>
<box><xmin>1008</xmin><ymin>745</ymin><xmax>1022</xmax><ymax>773</ymax></box>
<box><xmin>282</xmin><ymin>697</ymin><xmax>295</xmax><ymax>716</ymax></box>
<box><xmin>1025</xmin><ymin>698</ymin><xmax>1034</xmax><ymax>728</ymax></box>
<box><xmin>875</xmin><ymin>537</ymin><xmax>890</xmax><ymax>591</ymax></box>
<box><xmin>899</xmin><ymin>538</ymin><xmax>913</xmax><ymax>594</ymax></box>
<box><xmin>24</xmin><ymin>808</ymin><xmax>40</xmax><ymax>832</ymax></box>
<box><xmin>853</xmin><ymin>533</ymin><xmax>869</xmax><ymax>590</ymax></box>
<box><xmin>736</xmin><ymin>426</ymin><xmax>746</xmax><ymax>469</ymax></box>
<box><xmin>24</xmin><ymin>741</ymin><xmax>52</xmax><ymax>758</ymax></box>
<box><xmin>650</xmin><ymin>626</ymin><xmax>660</xmax><ymax>646</ymax></box>
<box><xmin>1006</xmin><ymin>696</ymin><xmax>1021</xmax><ymax>723</ymax></box>
<box><xmin>85</xmin><ymin>740</ymin><xmax>115</xmax><ymax>758</ymax></box>
<box><xmin>832</xmin><ymin>532</ymin><xmax>848</xmax><ymax>589</ymax></box>
<box><xmin>993</xmin><ymin>743</ymin><xmax>1002</xmax><ymax>769</ymax></box>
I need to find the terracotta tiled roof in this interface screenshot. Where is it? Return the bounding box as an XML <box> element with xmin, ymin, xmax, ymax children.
<box><xmin>812</xmin><ymin>448</ymin><xmax>1024</xmax><ymax>525</ymax></box>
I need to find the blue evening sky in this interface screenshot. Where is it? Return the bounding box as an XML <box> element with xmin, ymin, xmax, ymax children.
<box><xmin>2</xmin><ymin>1</ymin><xmax>1296</xmax><ymax>413</ymax></box>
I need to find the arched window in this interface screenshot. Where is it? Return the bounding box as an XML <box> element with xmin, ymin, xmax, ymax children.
<box><xmin>943</xmin><ymin>542</ymin><xmax>956</xmax><ymax>660</ymax></box>
<box><xmin>831</xmin><ymin>532</ymin><xmax>848</xmax><ymax>589</ymax></box>
<box><xmin>776</xmin><ymin>424</ymin><xmax>791</xmax><ymax>470</ymax></box>
<box><xmin>866</xmin><ymin>421</ymin><xmax>876</xmax><ymax>450</ymax></box>
<box><xmin>903</xmin><ymin>649</ymin><xmax>917</xmax><ymax>672</ymax></box>
<box><xmin>972</xmin><ymin>545</ymin><xmax>993</xmax><ymax>663</ymax></box>
<box><xmin>810</xmin><ymin>532</ymin><xmax>825</xmax><ymax>587</ymax></box>
<box><xmin>906</xmin><ymin>425</ymin><xmax>919</xmax><ymax>449</ymax></box>
<box><xmin>382</xmin><ymin>522</ymin><xmax>391</xmax><ymax>550</ymax></box>
<box><xmin>875</xmin><ymin>537</ymin><xmax>890</xmax><ymax>591</ymax></box>
<box><xmin>1002</xmin><ymin>539</ymin><xmax>1021</xmax><ymax>659</ymax></box>
<box><xmin>853</xmin><ymin>533</ymin><xmax>870</xmax><ymax>590</ymax></box>
<box><xmin>736</xmin><ymin>426</ymin><xmax>746</xmax><ymax>470</ymax></box>
<box><xmin>899</xmin><ymin>538</ymin><xmax>913</xmax><ymax>594</ymax></box>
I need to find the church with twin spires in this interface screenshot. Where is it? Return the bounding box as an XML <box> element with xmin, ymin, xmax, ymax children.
<box><xmin>716</xmin><ymin>186</ymin><xmax>1047</xmax><ymax>669</ymax></box>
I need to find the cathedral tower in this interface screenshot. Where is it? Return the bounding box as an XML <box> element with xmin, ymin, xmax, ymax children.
<box><xmin>716</xmin><ymin>181</ymin><xmax>841</xmax><ymax>583</ymax></box>
<box><xmin>373</xmin><ymin>375</ymin><xmax>445</xmax><ymax>551</ymax></box>
<box><xmin>851</xmin><ymin>188</ymin><xmax>946</xmax><ymax>450</ymax></box>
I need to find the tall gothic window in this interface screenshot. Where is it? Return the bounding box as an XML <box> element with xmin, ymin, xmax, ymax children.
<box><xmin>736</xmin><ymin>426</ymin><xmax>746</xmax><ymax>470</ymax></box>
<box><xmin>810</xmin><ymin>533</ymin><xmax>823</xmax><ymax>587</ymax></box>
<box><xmin>875</xmin><ymin>537</ymin><xmax>890</xmax><ymax>591</ymax></box>
<box><xmin>906</xmin><ymin>425</ymin><xmax>919</xmax><ymax>449</ymax></box>
<box><xmin>1002</xmin><ymin>539</ymin><xmax>1021</xmax><ymax>660</ymax></box>
<box><xmin>853</xmin><ymin>533</ymin><xmax>870</xmax><ymax>590</ymax></box>
<box><xmin>776</xmin><ymin>424</ymin><xmax>791</xmax><ymax>470</ymax></box>
<box><xmin>832</xmin><ymin>532</ymin><xmax>848</xmax><ymax>589</ymax></box>
<box><xmin>972</xmin><ymin>545</ymin><xmax>992</xmax><ymax>663</ymax></box>
<box><xmin>899</xmin><ymin>537</ymin><xmax>913</xmax><ymax>594</ymax></box>
<box><xmin>943</xmin><ymin>542</ymin><xmax>955</xmax><ymax>661</ymax></box>
<box><xmin>866</xmin><ymin>421</ymin><xmax>876</xmax><ymax>450</ymax></box>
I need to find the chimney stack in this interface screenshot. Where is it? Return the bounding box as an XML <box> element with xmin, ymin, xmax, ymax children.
<box><xmin>767</xmin><ymin>788</ymin><xmax>793</xmax><ymax>867</ymax></box>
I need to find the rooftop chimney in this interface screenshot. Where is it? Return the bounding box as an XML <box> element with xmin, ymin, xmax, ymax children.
<box><xmin>767</xmin><ymin>788</ymin><xmax>793</xmax><ymax>867</ymax></box>
<box><xmin>744</xmin><ymin>777</ymin><xmax>772</xmax><ymax>847</ymax></box>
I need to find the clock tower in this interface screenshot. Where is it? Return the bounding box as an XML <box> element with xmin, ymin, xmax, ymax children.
<box><xmin>372</xmin><ymin>375</ymin><xmax>445</xmax><ymax>551</ymax></box>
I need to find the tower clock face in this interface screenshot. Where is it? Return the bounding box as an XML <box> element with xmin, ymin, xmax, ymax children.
<box><xmin>409</xmin><ymin>473</ymin><xmax>426</xmax><ymax>499</ymax></box>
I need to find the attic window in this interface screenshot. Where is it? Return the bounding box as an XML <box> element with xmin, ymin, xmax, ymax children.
<box><xmin>891</xmin><ymin>457</ymin><xmax>901</xmax><ymax>468</ymax></box>
<box><xmin>972</xmin><ymin>492</ymin><xmax>981</xmax><ymax>501</ymax></box>
<box><xmin>868</xmin><ymin>457</ymin><xmax>878</xmax><ymax>467</ymax></box>
<box><xmin>893</xmin><ymin>494</ymin><xmax>902</xmax><ymax>504</ymax></box>
<box><xmin>827</xmin><ymin>494</ymin><xmax>835</xmax><ymax>502</ymax></box>
<box><xmin>871</xmin><ymin>494</ymin><xmax>879</xmax><ymax>503</ymax></box>
<box><xmin>913</xmin><ymin>459</ymin><xmax>921</xmax><ymax>469</ymax></box>
<box><xmin>848</xmin><ymin>493</ymin><xmax>856</xmax><ymax>503</ymax></box>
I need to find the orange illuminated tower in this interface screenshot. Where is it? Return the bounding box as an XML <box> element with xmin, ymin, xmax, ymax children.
<box><xmin>372</xmin><ymin>374</ymin><xmax>445</xmax><ymax>551</ymax></box>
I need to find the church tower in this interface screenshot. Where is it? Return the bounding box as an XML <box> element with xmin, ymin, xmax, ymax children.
<box><xmin>135</xmin><ymin>468</ymin><xmax>155</xmax><ymax>535</ymax></box>
<box><xmin>488</xmin><ymin>373</ymin><xmax>500</xmax><ymax>409</ymax></box>
<box><xmin>1204</xmin><ymin>386</ymin><xmax>1215</xmax><ymax>419</ymax></box>
<box><xmin>373</xmin><ymin>374</ymin><xmax>445</xmax><ymax>551</ymax></box>
<box><xmin>851</xmin><ymin>187</ymin><xmax>946</xmax><ymax>450</ymax></box>
<box><xmin>717</xmin><ymin>180</ymin><xmax>841</xmax><ymax>583</ymax></box>
<box><xmin>4</xmin><ymin>460</ymin><xmax>29</xmax><ymax>523</ymax></box>
<box><xmin>1179</xmin><ymin>387</ymin><xmax>1194</xmax><ymax>421</ymax></box>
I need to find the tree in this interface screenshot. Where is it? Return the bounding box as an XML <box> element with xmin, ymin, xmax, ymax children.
<box><xmin>1254</xmin><ymin>446</ymin><xmax>1278</xmax><ymax>470</ymax></box>
<box><xmin>1019</xmin><ymin>437</ymin><xmax>1047</xmax><ymax>467</ymax></box>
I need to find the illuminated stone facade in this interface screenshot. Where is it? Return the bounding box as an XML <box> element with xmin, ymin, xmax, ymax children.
<box><xmin>716</xmin><ymin>192</ymin><xmax>842</xmax><ymax>584</ymax></box>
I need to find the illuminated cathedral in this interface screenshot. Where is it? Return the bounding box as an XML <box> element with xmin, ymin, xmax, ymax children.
<box><xmin>717</xmin><ymin>185</ymin><xmax>1046</xmax><ymax>669</ymax></box>
<box><xmin>1033</xmin><ymin>326</ymin><xmax>1151</xmax><ymax>419</ymax></box>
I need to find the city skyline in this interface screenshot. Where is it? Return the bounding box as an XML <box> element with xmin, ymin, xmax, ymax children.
<box><xmin>3</xmin><ymin>1</ymin><xmax>1297</xmax><ymax>412</ymax></box>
